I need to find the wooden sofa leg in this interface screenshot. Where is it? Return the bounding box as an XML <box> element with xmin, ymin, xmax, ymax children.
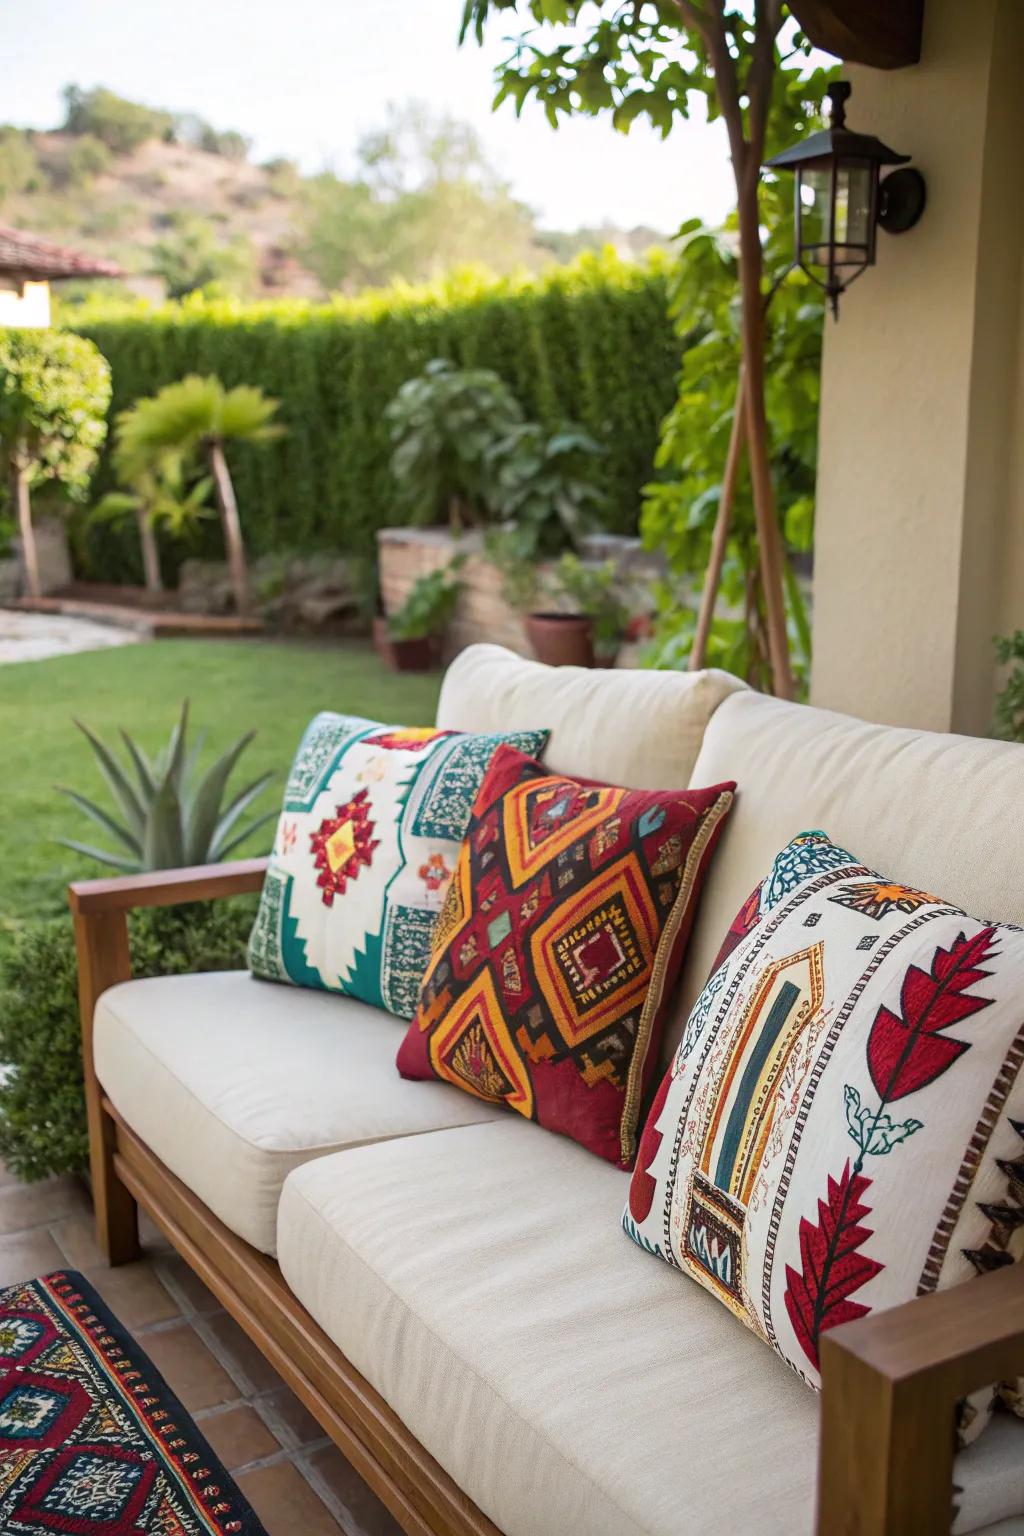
<box><xmin>73</xmin><ymin>908</ymin><xmax>139</xmax><ymax>1266</ymax></box>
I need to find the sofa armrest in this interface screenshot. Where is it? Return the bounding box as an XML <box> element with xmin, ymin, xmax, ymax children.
<box><xmin>68</xmin><ymin>857</ymin><xmax>268</xmax><ymax>916</ymax></box>
<box><xmin>68</xmin><ymin>858</ymin><xmax>268</xmax><ymax>1264</ymax></box>
<box><xmin>816</xmin><ymin>1262</ymin><xmax>1024</xmax><ymax>1535</ymax></box>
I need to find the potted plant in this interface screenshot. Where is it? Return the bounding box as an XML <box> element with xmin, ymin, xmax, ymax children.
<box><xmin>380</xmin><ymin>558</ymin><xmax>464</xmax><ymax>671</ymax></box>
<box><xmin>384</xmin><ymin>359</ymin><xmax>523</xmax><ymax>530</ymax></box>
<box><xmin>484</xmin><ymin>423</ymin><xmax>610</xmax><ymax>666</ymax></box>
<box><xmin>551</xmin><ymin>553</ymin><xmax>630</xmax><ymax>666</ymax></box>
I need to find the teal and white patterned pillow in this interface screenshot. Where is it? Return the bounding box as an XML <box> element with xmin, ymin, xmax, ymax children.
<box><xmin>248</xmin><ymin>716</ymin><xmax>548</xmax><ymax>1018</ymax></box>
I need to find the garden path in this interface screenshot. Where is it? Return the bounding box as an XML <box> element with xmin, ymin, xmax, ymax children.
<box><xmin>0</xmin><ymin>610</ymin><xmax>141</xmax><ymax>664</ymax></box>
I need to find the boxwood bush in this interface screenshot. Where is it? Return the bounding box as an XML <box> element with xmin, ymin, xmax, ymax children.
<box><xmin>68</xmin><ymin>253</ymin><xmax>679</xmax><ymax>584</ymax></box>
<box><xmin>0</xmin><ymin>900</ymin><xmax>256</xmax><ymax>1181</ymax></box>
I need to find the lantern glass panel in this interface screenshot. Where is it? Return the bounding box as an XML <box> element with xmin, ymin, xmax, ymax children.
<box><xmin>797</xmin><ymin>166</ymin><xmax>834</xmax><ymax>269</ymax></box>
<box><xmin>833</xmin><ymin>160</ymin><xmax>873</xmax><ymax>266</ymax></box>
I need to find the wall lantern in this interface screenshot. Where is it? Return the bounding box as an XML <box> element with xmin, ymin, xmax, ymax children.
<box><xmin>765</xmin><ymin>80</ymin><xmax>926</xmax><ymax>318</ymax></box>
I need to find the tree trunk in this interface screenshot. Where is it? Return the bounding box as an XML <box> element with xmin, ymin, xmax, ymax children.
<box><xmin>10</xmin><ymin>456</ymin><xmax>40</xmax><ymax>600</ymax></box>
<box><xmin>207</xmin><ymin>439</ymin><xmax>251</xmax><ymax>616</ymax></box>
<box><xmin>736</xmin><ymin>176</ymin><xmax>795</xmax><ymax>700</ymax></box>
<box><xmin>136</xmin><ymin>507</ymin><xmax>163</xmax><ymax>595</ymax></box>
<box><xmin>689</xmin><ymin>368</ymin><xmax>746</xmax><ymax>672</ymax></box>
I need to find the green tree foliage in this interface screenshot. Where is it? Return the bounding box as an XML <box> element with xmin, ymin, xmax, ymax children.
<box><xmin>459</xmin><ymin>1</ymin><xmax>834</xmax><ymax>687</ymax></box>
<box><xmin>62</xmin><ymin>84</ymin><xmax>174</xmax><ymax>155</ymax></box>
<box><xmin>70</xmin><ymin>253</ymin><xmax>677</xmax><ymax>584</ymax></box>
<box><xmin>152</xmin><ymin>213</ymin><xmax>256</xmax><ymax>300</ymax></box>
<box><xmin>302</xmin><ymin>103</ymin><xmax>538</xmax><ymax>291</ymax></box>
<box><xmin>0</xmin><ymin>330</ymin><xmax>111</xmax><ymax>596</ymax></box>
<box><xmin>113</xmin><ymin>374</ymin><xmax>281</xmax><ymax>612</ymax></box>
<box><xmin>0</xmin><ymin>902</ymin><xmax>255</xmax><ymax>1180</ymax></box>
<box><xmin>0</xmin><ymin>127</ymin><xmax>42</xmax><ymax>203</ymax></box>
<box><xmin>641</xmin><ymin>187</ymin><xmax>823</xmax><ymax>682</ymax></box>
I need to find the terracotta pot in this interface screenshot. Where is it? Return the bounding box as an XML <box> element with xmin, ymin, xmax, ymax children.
<box><xmin>525</xmin><ymin>612</ymin><xmax>595</xmax><ymax>668</ymax></box>
<box><xmin>375</xmin><ymin>622</ymin><xmax>441</xmax><ymax>672</ymax></box>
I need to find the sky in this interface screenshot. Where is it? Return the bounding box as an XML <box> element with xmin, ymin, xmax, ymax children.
<box><xmin>1</xmin><ymin>0</ymin><xmax>745</xmax><ymax>232</ymax></box>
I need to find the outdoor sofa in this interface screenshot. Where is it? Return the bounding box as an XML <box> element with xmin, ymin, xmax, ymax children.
<box><xmin>70</xmin><ymin>643</ymin><xmax>1024</xmax><ymax>1536</ymax></box>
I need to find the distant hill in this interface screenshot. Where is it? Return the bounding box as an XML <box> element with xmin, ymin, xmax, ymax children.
<box><xmin>0</xmin><ymin>87</ymin><xmax>669</xmax><ymax>303</ymax></box>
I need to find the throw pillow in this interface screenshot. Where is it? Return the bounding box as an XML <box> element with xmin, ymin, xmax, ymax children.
<box><xmin>248</xmin><ymin>715</ymin><xmax>548</xmax><ymax>1018</ymax></box>
<box><xmin>624</xmin><ymin>830</ymin><xmax>1024</xmax><ymax>1431</ymax></box>
<box><xmin>396</xmin><ymin>745</ymin><xmax>735</xmax><ymax>1166</ymax></box>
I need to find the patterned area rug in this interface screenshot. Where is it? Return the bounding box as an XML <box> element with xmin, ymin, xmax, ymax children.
<box><xmin>0</xmin><ymin>1271</ymin><xmax>268</xmax><ymax>1534</ymax></box>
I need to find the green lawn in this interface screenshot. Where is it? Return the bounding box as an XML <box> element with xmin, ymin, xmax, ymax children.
<box><xmin>0</xmin><ymin>637</ymin><xmax>442</xmax><ymax>935</ymax></box>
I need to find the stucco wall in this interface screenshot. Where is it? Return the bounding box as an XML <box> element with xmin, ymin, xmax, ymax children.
<box><xmin>810</xmin><ymin>0</ymin><xmax>1024</xmax><ymax>736</ymax></box>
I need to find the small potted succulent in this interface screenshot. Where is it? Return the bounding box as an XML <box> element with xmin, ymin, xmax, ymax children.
<box><xmin>380</xmin><ymin>557</ymin><xmax>464</xmax><ymax>672</ymax></box>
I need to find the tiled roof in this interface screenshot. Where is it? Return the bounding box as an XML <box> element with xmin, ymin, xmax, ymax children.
<box><xmin>0</xmin><ymin>225</ymin><xmax>123</xmax><ymax>281</ymax></box>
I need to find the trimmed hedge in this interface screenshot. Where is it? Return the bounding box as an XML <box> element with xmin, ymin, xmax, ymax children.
<box><xmin>70</xmin><ymin>254</ymin><xmax>680</xmax><ymax>584</ymax></box>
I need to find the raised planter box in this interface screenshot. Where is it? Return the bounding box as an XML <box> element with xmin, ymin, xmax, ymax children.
<box><xmin>376</xmin><ymin>527</ymin><xmax>662</xmax><ymax>662</ymax></box>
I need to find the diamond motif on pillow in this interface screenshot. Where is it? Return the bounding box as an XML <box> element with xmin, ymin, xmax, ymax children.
<box><xmin>397</xmin><ymin>745</ymin><xmax>734</xmax><ymax>1165</ymax></box>
<box><xmin>249</xmin><ymin>715</ymin><xmax>548</xmax><ymax>1017</ymax></box>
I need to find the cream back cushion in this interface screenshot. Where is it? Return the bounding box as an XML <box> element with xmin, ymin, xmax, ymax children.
<box><xmin>436</xmin><ymin>644</ymin><xmax>746</xmax><ymax>790</ymax></box>
<box><xmin>665</xmin><ymin>689</ymin><xmax>1024</xmax><ymax>1063</ymax></box>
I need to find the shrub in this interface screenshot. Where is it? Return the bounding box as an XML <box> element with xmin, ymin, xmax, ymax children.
<box><xmin>0</xmin><ymin>900</ymin><xmax>256</xmax><ymax>1181</ymax></box>
<box><xmin>994</xmin><ymin>633</ymin><xmax>1024</xmax><ymax>742</ymax></box>
<box><xmin>60</xmin><ymin>134</ymin><xmax>112</xmax><ymax>187</ymax></box>
<box><xmin>62</xmin><ymin>84</ymin><xmax>174</xmax><ymax>156</ymax></box>
<box><xmin>0</xmin><ymin>329</ymin><xmax>111</xmax><ymax>598</ymax></box>
<box><xmin>68</xmin><ymin>253</ymin><xmax>678</xmax><ymax>585</ymax></box>
<box><xmin>385</xmin><ymin>358</ymin><xmax>523</xmax><ymax>528</ymax></box>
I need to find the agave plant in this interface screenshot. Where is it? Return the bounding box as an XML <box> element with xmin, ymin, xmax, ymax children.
<box><xmin>57</xmin><ymin>702</ymin><xmax>276</xmax><ymax>872</ymax></box>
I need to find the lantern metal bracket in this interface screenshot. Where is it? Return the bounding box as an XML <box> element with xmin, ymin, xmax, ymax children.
<box><xmin>877</xmin><ymin>166</ymin><xmax>927</xmax><ymax>234</ymax></box>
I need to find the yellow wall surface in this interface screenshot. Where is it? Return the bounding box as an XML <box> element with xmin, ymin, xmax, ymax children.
<box><xmin>810</xmin><ymin>0</ymin><xmax>1024</xmax><ymax>736</ymax></box>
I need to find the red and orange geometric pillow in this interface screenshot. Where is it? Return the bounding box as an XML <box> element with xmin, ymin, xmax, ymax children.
<box><xmin>396</xmin><ymin>746</ymin><xmax>735</xmax><ymax>1166</ymax></box>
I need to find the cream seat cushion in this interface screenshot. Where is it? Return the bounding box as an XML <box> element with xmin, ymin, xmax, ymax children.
<box><xmin>277</xmin><ymin>1120</ymin><xmax>1023</xmax><ymax>1536</ymax></box>
<box><xmin>93</xmin><ymin>970</ymin><xmax>498</xmax><ymax>1254</ymax></box>
<box><xmin>436</xmin><ymin>643</ymin><xmax>746</xmax><ymax>789</ymax></box>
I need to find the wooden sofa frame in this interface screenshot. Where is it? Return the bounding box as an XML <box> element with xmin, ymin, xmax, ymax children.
<box><xmin>70</xmin><ymin>861</ymin><xmax>1024</xmax><ymax>1536</ymax></box>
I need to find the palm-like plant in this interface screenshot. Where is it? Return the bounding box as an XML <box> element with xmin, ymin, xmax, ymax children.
<box><xmin>93</xmin><ymin>452</ymin><xmax>214</xmax><ymax>595</ymax></box>
<box><xmin>57</xmin><ymin>702</ymin><xmax>276</xmax><ymax>872</ymax></box>
<box><xmin>114</xmin><ymin>376</ymin><xmax>283</xmax><ymax>614</ymax></box>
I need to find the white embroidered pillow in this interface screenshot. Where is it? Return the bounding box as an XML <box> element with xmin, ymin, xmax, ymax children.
<box><xmin>249</xmin><ymin>715</ymin><xmax>547</xmax><ymax>1018</ymax></box>
<box><xmin>624</xmin><ymin>831</ymin><xmax>1024</xmax><ymax>1441</ymax></box>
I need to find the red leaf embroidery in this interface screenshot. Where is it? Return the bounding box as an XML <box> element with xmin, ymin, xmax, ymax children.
<box><xmin>866</xmin><ymin>927</ymin><xmax>998</xmax><ymax>1103</ymax></box>
<box><xmin>784</xmin><ymin>1161</ymin><xmax>883</xmax><ymax>1370</ymax></box>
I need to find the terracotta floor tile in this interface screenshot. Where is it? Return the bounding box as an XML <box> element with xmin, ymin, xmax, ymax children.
<box><xmin>51</xmin><ymin>1216</ymin><xmax>180</xmax><ymax>1330</ymax></box>
<box><xmin>0</xmin><ymin>1176</ymin><xmax>89</xmax><ymax>1235</ymax></box>
<box><xmin>195</xmin><ymin>1404</ymin><xmax>279</xmax><ymax>1470</ymax></box>
<box><xmin>0</xmin><ymin>1228</ymin><xmax>65</xmax><ymax>1286</ymax></box>
<box><xmin>141</xmin><ymin>1322</ymin><xmax>239</xmax><ymax>1412</ymax></box>
<box><xmin>309</xmin><ymin>1446</ymin><xmax>404</xmax><ymax>1536</ymax></box>
<box><xmin>259</xmin><ymin>1385</ymin><xmax>326</xmax><ymax>1449</ymax></box>
<box><xmin>236</xmin><ymin>1461</ymin><xmax>344</xmax><ymax>1536</ymax></box>
<box><xmin>157</xmin><ymin>1253</ymin><xmax>223</xmax><ymax>1316</ymax></box>
<box><xmin>206</xmin><ymin>1311</ymin><xmax>284</xmax><ymax>1394</ymax></box>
